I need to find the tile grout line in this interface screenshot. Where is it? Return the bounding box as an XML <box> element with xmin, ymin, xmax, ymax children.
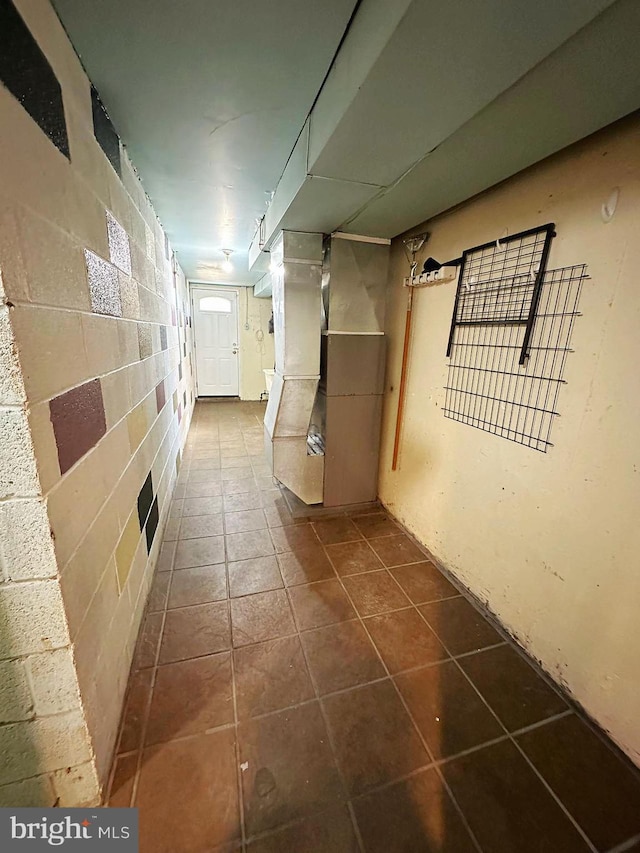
<box><xmin>312</xmin><ymin>533</ymin><xmax>485</xmax><ymax>853</ymax></box>
<box><xmin>416</xmin><ymin>602</ymin><xmax>599</xmax><ymax>853</ymax></box>
<box><xmin>127</xmin><ymin>543</ymin><xmax>175</xmax><ymax>809</ymax></box>
<box><xmin>282</xmin><ymin>563</ymin><xmax>367</xmax><ymax>853</ymax></box>
<box><xmin>222</xmin><ymin>437</ymin><xmax>262</xmax><ymax>851</ymax></box>
<box><xmin>117</xmin><ymin>408</ymin><xmax>634</xmax><ymax>852</ymax></box>
<box><xmin>228</xmin><ymin>605</ymin><xmax>247</xmax><ymax>851</ymax></box>
<box><xmin>606</xmin><ymin>832</ymin><xmax>640</xmax><ymax>853</ymax></box>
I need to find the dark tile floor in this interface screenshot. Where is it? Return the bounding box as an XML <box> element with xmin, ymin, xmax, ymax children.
<box><xmin>108</xmin><ymin>401</ymin><xmax>640</xmax><ymax>853</ymax></box>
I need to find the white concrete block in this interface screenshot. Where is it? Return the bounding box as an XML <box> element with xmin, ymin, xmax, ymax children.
<box><xmin>0</xmin><ymin>499</ymin><xmax>57</xmax><ymax>581</ymax></box>
<box><xmin>0</xmin><ymin>306</ymin><xmax>25</xmax><ymax>405</ymax></box>
<box><xmin>0</xmin><ymin>580</ymin><xmax>69</xmax><ymax>657</ymax></box>
<box><xmin>50</xmin><ymin>761</ymin><xmax>100</xmax><ymax>807</ymax></box>
<box><xmin>0</xmin><ymin>659</ymin><xmax>34</xmax><ymax>723</ymax></box>
<box><xmin>0</xmin><ymin>774</ymin><xmax>55</xmax><ymax>807</ymax></box>
<box><xmin>0</xmin><ymin>408</ymin><xmax>40</xmax><ymax>498</ymax></box>
<box><xmin>0</xmin><ymin>711</ymin><xmax>91</xmax><ymax>785</ymax></box>
<box><xmin>26</xmin><ymin>648</ymin><xmax>81</xmax><ymax>716</ymax></box>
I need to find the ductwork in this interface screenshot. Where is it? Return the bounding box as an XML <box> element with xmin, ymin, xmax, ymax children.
<box><xmin>263</xmin><ymin>231</ymin><xmax>324</xmax><ymax>504</ymax></box>
<box><xmin>264</xmin><ymin>230</ymin><xmax>389</xmax><ymax>507</ymax></box>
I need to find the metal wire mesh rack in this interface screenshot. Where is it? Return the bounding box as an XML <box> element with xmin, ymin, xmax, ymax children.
<box><xmin>443</xmin><ymin>254</ymin><xmax>587</xmax><ymax>452</ymax></box>
<box><xmin>446</xmin><ymin>223</ymin><xmax>556</xmax><ymax>364</ymax></box>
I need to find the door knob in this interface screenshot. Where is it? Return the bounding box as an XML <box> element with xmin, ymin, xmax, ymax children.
<box><xmin>232</xmin><ymin>349</ymin><xmax>238</xmax><ymax>355</ymax></box>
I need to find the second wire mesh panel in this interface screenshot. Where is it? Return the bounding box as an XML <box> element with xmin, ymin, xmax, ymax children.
<box><xmin>444</xmin><ymin>263</ymin><xmax>587</xmax><ymax>451</ymax></box>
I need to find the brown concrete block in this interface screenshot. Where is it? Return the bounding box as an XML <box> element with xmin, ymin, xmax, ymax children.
<box><xmin>49</xmin><ymin>378</ymin><xmax>106</xmax><ymax>474</ymax></box>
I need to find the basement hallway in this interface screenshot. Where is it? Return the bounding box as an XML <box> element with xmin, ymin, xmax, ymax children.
<box><xmin>106</xmin><ymin>400</ymin><xmax>640</xmax><ymax>853</ymax></box>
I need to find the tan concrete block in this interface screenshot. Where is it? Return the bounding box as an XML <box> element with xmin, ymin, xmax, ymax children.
<box><xmin>73</xmin><ymin>559</ymin><xmax>119</xmax><ymax>696</ymax></box>
<box><xmin>48</xmin><ymin>446</ymin><xmax>112</xmax><ymax>569</ymax></box>
<box><xmin>118</xmin><ymin>319</ymin><xmax>139</xmax><ymax>366</ymax></box>
<box><xmin>115</xmin><ymin>508</ymin><xmax>141</xmax><ymax>592</ymax></box>
<box><xmin>64</xmin><ymin>173</ymin><xmax>110</xmax><ymax>258</ymax></box>
<box><xmin>0</xmin><ymin>659</ymin><xmax>33</xmax><ymax>723</ymax></box>
<box><xmin>111</xmin><ymin>450</ymin><xmax>146</xmax><ymax>530</ymax></box>
<box><xmin>128</xmin><ymin>359</ymin><xmax>150</xmax><ymax>409</ymax></box>
<box><xmin>11</xmin><ymin>305</ymin><xmax>89</xmax><ymax>403</ymax></box>
<box><xmin>0</xmin><ymin>202</ymin><xmax>29</xmax><ymax>302</ymax></box>
<box><xmin>26</xmin><ymin>401</ymin><xmax>60</xmax><ymax>494</ymax></box>
<box><xmin>0</xmin><ymin>498</ymin><xmax>57</xmax><ymax>582</ymax></box>
<box><xmin>0</xmin><ymin>86</ymin><xmax>72</xmax><ymax>230</ymax></box>
<box><xmin>93</xmin><ymin>420</ymin><xmax>131</xmax><ymax>500</ymax></box>
<box><xmin>0</xmin><ymin>408</ymin><xmax>40</xmax><ymax>498</ymax></box>
<box><xmin>50</xmin><ymin>761</ymin><xmax>100</xmax><ymax>807</ymax></box>
<box><xmin>102</xmin><ymin>584</ymin><xmax>135</xmax><ymax>674</ymax></box>
<box><xmin>0</xmin><ymin>774</ymin><xmax>55</xmax><ymax>807</ymax></box>
<box><xmin>121</xmin><ymin>151</ymin><xmax>143</xmax><ymax>210</ymax></box>
<box><xmin>101</xmin><ymin>367</ymin><xmax>132</xmax><ymax>430</ymax></box>
<box><xmin>127</xmin><ymin>401</ymin><xmax>148</xmax><ymax>453</ymax></box>
<box><xmin>26</xmin><ymin>647</ymin><xmax>81</xmax><ymax>716</ymax></box>
<box><xmin>151</xmin><ymin>442</ymin><xmax>169</xmax><ymax>493</ymax></box>
<box><xmin>119</xmin><ymin>272</ymin><xmax>140</xmax><ymax>320</ymax></box>
<box><xmin>107</xmin><ymin>172</ymin><xmax>133</xmax><ymax>239</ymax></box>
<box><xmin>128</xmin><ymin>208</ymin><xmax>147</xmax><ymax>252</ymax></box>
<box><xmin>138</xmin><ymin>283</ymin><xmax>159</xmax><ymax>323</ymax></box>
<box><xmin>83</xmin><ymin>657</ymin><xmax>127</xmax><ymax>785</ymax></box>
<box><xmin>82</xmin><ymin>312</ymin><xmax>121</xmax><ymax>377</ymax></box>
<box><xmin>0</xmin><ymin>710</ymin><xmax>91</xmax><ymax>785</ymax></box>
<box><xmin>123</xmin><ymin>535</ymin><xmax>149</xmax><ymax>625</ymax></box>
<box><xmin>140</xmin><ymin>195</ymin><xmax>156</xmax><ymax>230</ymax></box>
<box><xmin>59</xmin><ymin>497</ymin><xmax>119</xmax><ymax>636</ymax></box>
<box><xmin>14</xmin><ymin>206</ymin><xmax>90</xmax><ymax>310</ymax></box>
<box><xmin>64</xmin><ymin>113</ymin><xmax>111</xmax><ymax>209</ymax></box>
<box><xmin>0</xmin><ymin>580</ymin><xmax>69</xmax><ymax>657</ymax></box>
<box><xmin>131</xmin><ymin>242</ymin><xmax>154</xmax><ymax>292</ymax></box>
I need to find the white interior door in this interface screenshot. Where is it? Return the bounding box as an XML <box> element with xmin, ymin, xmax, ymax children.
<box><xmin>192</xmin><ymin>287</ymin><xmax>239</xmax><ymax>396</ymax></box>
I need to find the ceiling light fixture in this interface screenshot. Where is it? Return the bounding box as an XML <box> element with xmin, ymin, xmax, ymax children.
<box><xmin>222</xmin><ymin>250</ymin><xmax>233</xmax><ymax>273</ymax></box>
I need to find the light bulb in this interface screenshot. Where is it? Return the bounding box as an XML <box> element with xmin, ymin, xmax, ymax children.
<box><xmin>222</xmin><ymin>250</ymin><xmax>233</xmax><ymax>273</ymax></box>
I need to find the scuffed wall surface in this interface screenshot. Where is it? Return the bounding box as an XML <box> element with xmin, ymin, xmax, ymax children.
<box><xmin>379</xmin><ymin>115</ymin><xmax>640</xmax><ymax>766</ymax></box>
<box><xmin>0</xmin><ymin>0</ymin><xmax>195</xmax><ymax>799</ymax></box>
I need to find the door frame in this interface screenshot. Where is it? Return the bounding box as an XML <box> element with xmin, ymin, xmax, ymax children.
<box><xmin>190</xmin><ymin>283</ymin><xmax>241</xmax><ymax>398</ymax></box>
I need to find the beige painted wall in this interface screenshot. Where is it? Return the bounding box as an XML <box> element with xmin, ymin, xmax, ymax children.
<box><xmin>191</xmin><ymin>284</ymin><xmax>274</xmax><ymax>401</ymax></box>
<box><xmin>0</xmin><ymin>0</ymin><xmax>195</xmax><ymax>803</ymax></box>
<box><xmin>380</xmin><ymin>114</ymin><xmax>640</xmax><ymax>766</ymax></box>
<box><xmin>239</xmin><ymin>288</ymin><xmax>274</xmax><ymax>401</ymax></box>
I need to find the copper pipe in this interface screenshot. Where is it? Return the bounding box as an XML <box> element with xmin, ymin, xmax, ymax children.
<box><xmin>392</xmin><ymin>286</ymin><xmax>414</xmax><ymax>471</ymax></box>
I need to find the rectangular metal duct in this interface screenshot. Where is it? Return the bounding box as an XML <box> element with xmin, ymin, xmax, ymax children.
<box><xmin>264</xmin><ymin>231</ymin><xmax>324</xmax><ymax>504</ymax></box>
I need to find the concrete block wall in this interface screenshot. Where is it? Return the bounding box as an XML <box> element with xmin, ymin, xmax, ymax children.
<box><xmin>0</xmin><ymin>0</ymin><xmax>195</xmax><ymax>802</ymax></box>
